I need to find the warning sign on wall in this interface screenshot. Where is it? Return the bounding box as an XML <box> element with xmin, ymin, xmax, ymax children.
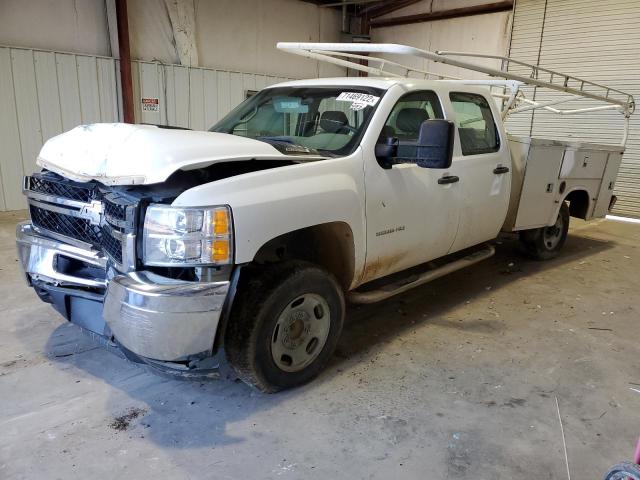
<box><xmin>142</xmin><ymin>98</ymin><xmax>159</xmax><ymax>112</ymax></box>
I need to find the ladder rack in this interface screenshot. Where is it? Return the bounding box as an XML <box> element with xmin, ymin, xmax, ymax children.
<box><xmin>277</xmin><ymin>42</ymin><xmax>635</xmax><ymax>115</ymax></box>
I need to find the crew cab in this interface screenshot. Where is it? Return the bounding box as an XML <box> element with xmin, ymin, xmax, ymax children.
<box><xmin>16</xmin><ymin>43</ymin><xmax>633</xmax><ymax>391</ymax></box>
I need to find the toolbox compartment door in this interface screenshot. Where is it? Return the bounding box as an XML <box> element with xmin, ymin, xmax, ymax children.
<box><xmin>560</xmin><ymin>149</ymin><xmax>607</xmax><ymax>180</ymax></box>
<box><xmin>593</xmin><ymin>152</ymin><xmax>623</xmax><ymax>218</ymax></box>
<box><xmin>514</xmin><ymin>144</ymin><xmax>565</xmax><ymax>230</ymax></box>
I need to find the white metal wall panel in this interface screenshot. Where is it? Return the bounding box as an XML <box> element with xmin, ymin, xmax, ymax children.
<box><xmin>77</xmin><ymin>56</ymin><xmax>102</xmax><ymax>124</ymax></box>
<box><xmin>56</xmin><ymin>54</ymin><xmax>83</xmax><ymax>132</ymax></box>
<box><xmin>12</xmin><ymin>48</ymin><xmax>43</xmax><ymax>184</ymax></box>
<box><xmin>508</xmin><ymin>0</ymin><xmax>640</xmax><ymax>217</ymax></box>
<box><xmin>189</xmin><ymin>68</ymin><xmax>205</xmax><ymax>130</ymax></box>
<box><xmin>97</xmin><ymin>57</ymin><xmax>119</xmax><ymax>122</ymax></box>
<box><xmin>216</xmin><ymin>70</ymin><xmax>232</xmax><ymax>122</ymax></box>
<box><xmin>132</xmin><ymin>60</ymin><xmax>292</xmax><ymax>131</ymax></box>
<box><xmin>0</xmin><ymin>46</ymin><xmax>119</xmax><ymax>210</ymax></box>
<box><xmin>0</xmin><ymin>48</ymin><xmax>21</xmax><ymax>211</ymax></box>
<box><xmin>34</xmin><ymin>51</ymin><xmax>63</xmax><ymax>142</ymax></box>
<box><xmin>203</xmin><ymin>70</ymin><xmax>219</xmax><ymax>128</ymax></box>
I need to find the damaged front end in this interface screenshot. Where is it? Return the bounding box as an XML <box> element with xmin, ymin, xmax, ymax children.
<box><xmin>17</xmin><ymin>169</ymin><xmax>243</xmax><ymax>376</ymax></box>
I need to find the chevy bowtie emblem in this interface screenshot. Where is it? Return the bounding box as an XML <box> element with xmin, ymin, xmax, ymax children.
<box><xmin>79</xmin><ymin>200</ymin><xmax>104</xmax><ymax>226</ymax></box>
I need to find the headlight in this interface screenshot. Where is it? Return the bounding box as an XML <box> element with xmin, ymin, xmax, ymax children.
<box><xmin>143</xmin><ymin>204</ymin><xmax>233</xmax><ymax>266</ymax></box>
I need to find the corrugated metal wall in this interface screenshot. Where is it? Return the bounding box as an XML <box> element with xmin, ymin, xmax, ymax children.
<box><xmin>0</xmin><ymin>46</ymin><xmax>118</xmax><ymax>211</ymax></box>
<box><xmin>131</xmin><ymin>61</ymin><xmax>291</xmax><ymax>129</ymax></box>
<box><xmin>0</xmin><ymin>46</ymin><xmax>293</xmax><ymax>211</ymax></box>
<box><xmin>507</xmin><ymin>0</ymin><xmax>640</xmax><ymax>218</ymax></box>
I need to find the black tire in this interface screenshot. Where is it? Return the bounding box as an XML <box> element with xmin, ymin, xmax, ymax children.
<box><xmin>224</xmin><ymin>261</ymin><xmax>345</xmax><ymax>393</ymax></box>
<box><xmin>519</xmin><ymin>202</ymin><xmax>570</xmax><ymax>260</ymax></box>
<box><xmin>603</xmin><ymin>462</ymin><xmax>640</xmax><ymax>480</ymax></box>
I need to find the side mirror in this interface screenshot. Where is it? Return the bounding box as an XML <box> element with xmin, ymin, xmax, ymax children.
<box><xmin>415</xmin><ymin>119</ymin><xmax>455</xmax><ymax>169</ymax></box>
<box><xmin>375</xmin><ymin>136</ymin><xmax>399</xmax><ymax>169</ymax></box>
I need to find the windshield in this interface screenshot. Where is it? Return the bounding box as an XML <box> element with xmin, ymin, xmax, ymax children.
<box><xmin>210</xmin><ymin>86</ymin><xmax>384</xmax><ymax>156</ymax></box>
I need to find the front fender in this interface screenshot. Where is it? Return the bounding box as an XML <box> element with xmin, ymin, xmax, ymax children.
<box><xmin>172</xmin><ymin>150</ymin><xmax>367</xmax><ymax>281</ymax></box>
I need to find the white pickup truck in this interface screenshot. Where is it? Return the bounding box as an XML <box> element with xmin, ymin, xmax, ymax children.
<box><xmin>16</xmin><ymin>43</ymin><xmax>634</xmax><ymax>392</ymax></box>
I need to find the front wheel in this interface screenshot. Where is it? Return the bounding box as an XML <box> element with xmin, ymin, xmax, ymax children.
<box><xmin>224</xmin><ymin>262</ymin><xmax>345</xmax><ymax>392</ymax></box>
<box><xmin>519</xmin><ymin>202</ymin><xmax>570</xmax><ymax>260</ymax></box>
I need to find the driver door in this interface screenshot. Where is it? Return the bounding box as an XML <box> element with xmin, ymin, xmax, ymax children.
<box><xmin>361</xmin><ymin>90</ymin><xmax>461</xmax><ymax>284</ymax></box>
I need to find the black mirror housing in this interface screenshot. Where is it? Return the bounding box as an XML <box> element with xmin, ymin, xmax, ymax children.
<box><xmin>375</xmin><ymin>119</ymin><xmax>454</xmax><ymax>169</ymax></box>
<box><xmin>375</xmin><ymin>137</ymin><xmax>399</xmax><ymax>169</ymax></box>
<box><xmin>415</xmin><ymin>119</ymin><xmax>455</xmax><ymax>169</ymax></box>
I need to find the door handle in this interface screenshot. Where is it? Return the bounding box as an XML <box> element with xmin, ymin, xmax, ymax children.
<box><xmin>493</xmin><ymin>166</ymin><xmax>510</xmax><ymax>174</ymax></box>
<box><xmin>438</xmin><ymin>175</ymin><xmax>459</xmax><ymax>185</ymax></box>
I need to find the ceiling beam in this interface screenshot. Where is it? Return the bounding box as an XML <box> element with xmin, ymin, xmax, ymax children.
<box><xmin>369</xmin><ymin>1</ymin><xmax>514</xmax><ymax>28</ymax></box>
<box><xmin>363</xmin><ymin>0</ymin><xmax>423</xmax><ymax>19</ymax></box>
<box><xmin>318</xmin><ymin>0</ymin><xmax>382</xmax><ymax>7</ymax></box>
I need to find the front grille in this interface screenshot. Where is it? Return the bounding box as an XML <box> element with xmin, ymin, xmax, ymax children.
<box><xmin>26</xmin><ymin>172</ymin><xmax>137</xmax><ymax>270</ymax></box>
<box><xmin>104</xmin><ymin>199</ymin><xmax>127</xmax><ymax>221</ymax></box>
<box><xmin>29</xmin><ymin>175</ymin><xmax>93</xmax><ymax>202</ymax></box>
<box><xmin>101</xmin><ymin>225</ymin><xmax>123</xmax><ymax>263</ymax></box>
<box><xmin>30</xmin><ymin>204</ymin><xmax>103</xmax><ymax>245</ymax></box>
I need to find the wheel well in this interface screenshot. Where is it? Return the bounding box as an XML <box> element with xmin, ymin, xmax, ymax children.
<box><xmin>564</xmin><ymin>189</ymin><xmax>590</xmax><ymax>219</ymax></box>
<box><xmin>252</xmin><ymin>222</ymin><xmax>355</xmax><ymax>290</ymax></box>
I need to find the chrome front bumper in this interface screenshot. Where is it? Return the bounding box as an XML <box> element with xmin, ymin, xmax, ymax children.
<box><xmin>16</xmin><ymin>221</ymin><xmax>231</xmax><ymax>362</ymax></box>
<box><xmin>103</xmin><ymin>271</ymin><xmax>229</xmax><ymax>361</ymax></box>
<box><xmin>16</xmin><ymin>222</ymin><xmax>108</xmax><ymax>288</ymax></box>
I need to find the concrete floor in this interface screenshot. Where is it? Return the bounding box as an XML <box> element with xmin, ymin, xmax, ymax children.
<box><xmin>1</xmin><ymin>210</ymin><xmax>639</xmax><ymax>480</ymax></box>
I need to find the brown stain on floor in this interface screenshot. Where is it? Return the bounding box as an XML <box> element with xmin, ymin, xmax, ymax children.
<box><xmin>109</xmin><ymin>407</ymin><xmax>147</xmax><ymax>432</ymax></box>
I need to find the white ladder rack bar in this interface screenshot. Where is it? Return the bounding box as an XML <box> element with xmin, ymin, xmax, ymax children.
<box><xmin>315</xmin><ymin>50</ymin><xmax>461</xmax><ymax>80</ymax></box>
<box><xmin>436</xmin><ymin>50</ymin><xmax>634</xmax><ymax>111</ymax></box>
<box><xmin>277</xmin><ymin>42</ymin><xmax>635</xmax><ymax>113</ymax></box>
<box><xmin>282</xmin><ymin>47</ymin><xmax>461</xmax><ymax>80</ymax></box>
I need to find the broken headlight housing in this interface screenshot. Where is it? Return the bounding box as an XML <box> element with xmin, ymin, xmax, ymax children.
<box><xmin>143</xmin><ymin>204</ymin><xmax>233</xmax><ymax>266</ymax></box>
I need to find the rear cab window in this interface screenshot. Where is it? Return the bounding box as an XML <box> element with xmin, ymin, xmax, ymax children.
<box><xmin>449</xmin><ymin>92</ymin><xmax>500</xmax><ymax>155</ymax></box>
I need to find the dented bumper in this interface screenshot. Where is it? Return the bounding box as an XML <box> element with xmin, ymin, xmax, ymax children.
<box><xmin>17</xmin><ymin>221</ymin><xmax>230</xmax><ymax>362</ymax></box>
<box><xmin>103</xmin><ymin>271</ymin><xmax>229</xmax><ymax>361</ymax></box>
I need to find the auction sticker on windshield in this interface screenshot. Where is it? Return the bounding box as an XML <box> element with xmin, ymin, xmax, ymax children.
<box><xmin>336</xmin><ymin>92</ymin><xmax>380</xmax><ymax>111</ymax></box>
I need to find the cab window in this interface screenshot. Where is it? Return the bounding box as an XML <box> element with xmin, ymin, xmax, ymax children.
<box><xmin>379</xmin><ymin>91</ymin><xmax>444</xmax><ymax>163</ymax></box>
<box><xmin>449</xmin><ymin>92</ymin><xmax>500</xmax><ymax>155</ymax></box>
<box><xmin>381</xmin><ymin>90</ymin><xmax>444</xmax><ymax>142</ymax></box>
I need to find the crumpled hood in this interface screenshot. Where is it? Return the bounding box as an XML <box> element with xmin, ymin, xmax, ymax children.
<box><xmin>37</xmin><ymin>123</ymin><xmax>310</xmax><ymax>185</ymax></box>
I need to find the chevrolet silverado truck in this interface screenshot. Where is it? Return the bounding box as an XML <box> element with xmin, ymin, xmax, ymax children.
<box><xmin>16</xmin><ymin>43</ymin><xmax>634</xmax><ymax>392</ymax></box>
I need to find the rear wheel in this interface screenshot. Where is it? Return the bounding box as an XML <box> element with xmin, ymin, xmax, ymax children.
<box><xmin>519</xmin><ymin>202</ymin><xmax>570</xmax><ymax>260</ymax></box>
<box><xmin>603</xmin><ymin>462</ymin><xmax>640</xmax><ymax>480</ymax></box>
<box><xmin>225</xmin><ymin>262</ymin><xmax>344</xmax><ymax>392</ymax></box>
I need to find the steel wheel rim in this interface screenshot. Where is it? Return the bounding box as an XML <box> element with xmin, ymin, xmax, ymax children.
<box><xmin>270</xmin><ymin>293</ymin><xmax>331</xmax><ymax>373</ymax></box>
<box><xmin>543</xmin><ymin>213</ymin><xmax>564</xmax><ymax>250</ymax></box>
<box><xmin>608</xmin><ymin>471</ymin><xmax>640</xmax><ymax>480</ymax></box>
